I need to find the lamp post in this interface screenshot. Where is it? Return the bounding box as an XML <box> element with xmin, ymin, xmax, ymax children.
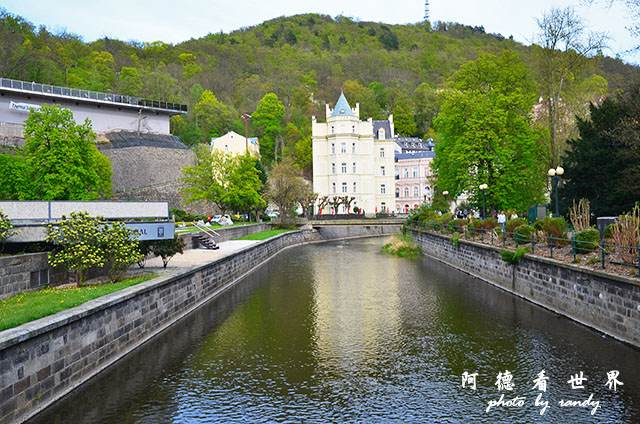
<box><xmin>548</xmin><ymin>166</ymin><xmax>564</xmax><ymax>217</ymax></box>
<box><xmin>479</xmin><ymin>183</ymin><xmax>488</xmax><ymax>219</ymax></box>
<box><xmin>241</xmin><ymin>113</ymin><xmax>252</xmax><ymax>154</ymax></box>
<box><xmin>442</xmin><ymin>190</ymin><xmax>449</xmax><ymax>213</ymax></box>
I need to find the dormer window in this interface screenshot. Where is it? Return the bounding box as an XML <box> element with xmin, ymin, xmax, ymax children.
<box><xmin>378</xmin><ymin>128</ymin><xmax>385</xmax><ymax>139</ymax></box>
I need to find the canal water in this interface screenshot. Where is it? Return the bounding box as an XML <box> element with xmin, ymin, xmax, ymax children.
<box><xmin>30</xmin><ymin>237</ymin><xmax>640</xmax><ymax>423</ymax></box>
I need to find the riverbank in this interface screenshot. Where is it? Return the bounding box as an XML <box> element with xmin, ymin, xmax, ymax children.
<box><xmin>0</xmin><ymin>224</ymin><xmax>398</xmax><ymax>424</ymax></box>
<box><xmin>409</xmin><ymin>227</ymin><xmax>640</xmax><ymax>350</ymax></box>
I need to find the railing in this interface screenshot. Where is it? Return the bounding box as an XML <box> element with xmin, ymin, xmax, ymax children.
<box><xmin>0</xmin><ymin>77</ymin><xmax>187</xmax><ymax>113</ymax></box>
<box><xmin>192</xmin><ymin>222</ymin><xmax>220</xmax><ymax>239</ymax></box>
<box><xmin>406</xmin><ymin>220</ymin><xmax>640</xmax><ymax>275</ymax></box>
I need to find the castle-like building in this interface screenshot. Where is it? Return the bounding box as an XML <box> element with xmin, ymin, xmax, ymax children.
<box><xmin>312</xmin><ymin>93</ymin><xmax>396</xmax><ymax>215</ymax></box>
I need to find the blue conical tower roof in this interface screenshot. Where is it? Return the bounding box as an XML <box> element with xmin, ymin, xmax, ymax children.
<box><xmin>332</xmin><ymin>92</ymin><xmax>354</xmax><ymax>117</ymax></box>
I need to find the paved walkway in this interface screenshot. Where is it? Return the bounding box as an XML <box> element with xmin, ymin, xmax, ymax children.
<box><xmin>138</xmin><ymin>240</ymin><xmax>260</xmax><ymax>273</ymax></box>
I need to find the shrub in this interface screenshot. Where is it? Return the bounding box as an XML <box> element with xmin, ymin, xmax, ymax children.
<box><xmin>573</xmin><ymin>228</ymin><xmax>600</xmax><ymax>254</ymax></box>
<box><xmin>610</xmin><ymin>203</ymin><xmax>640</xmax><ymax>264</ymax></box>
<box><xmin>137</xmin><ymin>240</ymin><xmax>154</xmax><ymax>268</ymax></box>
<box><xmin>536</xmin><ymin>217</ymin><xmax>569</xmax><ymax>244</ymax></box>
<box><xmin>604</xmin><ymin>223</ymin><xmax>617</xmax><ymax>239</ymax></box>
<box><xmin>481</xmin><ymin>218</ymin><xmax>499</xmax><ymax>229</ymax></box>
<box><xmin>151</xmin><ymin>235</ymin><xmax>186</xmax><ymax>268</ymax></box>
<box><xmin>102</xmin><ymin>222</ymin><xmax>142</xmax><ymax>281</ymax></box>
<box><xmin>451</xmin><ymin>232</ymin><xmax>460</xmax><ymax>248</ymax></box>
<box><xmin>449</xmin><ymin>219</ymin><xmax>468</xmax><ymax>233</ymax></box>
<box><xmin>0</xmin><ymin>210</ymin><xmax>19</xmax><ymax>251</ymax></box>
<box><xmin>381</xmin><ymin>232</ymin><xmax>421</xmax><ymax>258</ymax></box>
<box><xmin>501</xmin><ymin>247</ymin><xmax>529</xmax><ymax>265</ymax></box>
<box><xmin>505</xmin><ymin>218</ymin><xmax>527</xmax><ymax>236</ymax></box>
<box><xmin>514</xmin><ymin>224</ymin><xmax>535</xmax><ymax>245</ymax></box>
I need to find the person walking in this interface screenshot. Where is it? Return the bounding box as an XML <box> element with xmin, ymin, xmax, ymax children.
<box><xmin>497</xmin><ymin>211</ymin><xmax>506</xmax><ymax>233</ymax></box>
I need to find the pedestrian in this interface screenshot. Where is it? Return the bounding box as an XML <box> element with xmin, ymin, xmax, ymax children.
<box><xmin>498</xmin><ymin>210</ymin><xmax>506</xmax><ymax>233</ymax></box>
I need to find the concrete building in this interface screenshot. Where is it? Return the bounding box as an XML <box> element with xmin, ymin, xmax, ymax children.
<box><xmin>395</xmin><ymin>151</ymin><xmax>435</xmax><ymax>213</ymax></box>
<box><xmin>0</xmin><ymin>77</ymin><xmax>186</xmax><ymax>141</ymax></box>
<box><xmin>312</xmin><ymin>93</ymin><xmax>395</xmax><ymax>215</ymax></box>
<box><xmin>210</xmin><ymin>131</ymin><xmax>260</xmax><ymax>157</ymax></box>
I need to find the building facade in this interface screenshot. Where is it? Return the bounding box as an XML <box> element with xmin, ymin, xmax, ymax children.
<box><xmin>312</xmin><ymin>93</ymin><xmax>395</xmax><ymax>215</ymax></box>
<box><xmin>394</xmin><ymin>151</ymin><xmax>435</xmax><ymax>213</ymax></box>
<box><xmin>211</xmin><ymin>131</ymin><xmax>260</xmax><ymax>157</ymax></box>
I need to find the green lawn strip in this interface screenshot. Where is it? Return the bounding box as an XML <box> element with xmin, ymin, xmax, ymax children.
<box><xmin>236</xmin><ymin>229</ymin><xmax>294</xmax><ymax>241</ymax></box>
<box><xmin>0</xmin><ymin>273</ymin><xmax>157</xmax><ymax>332</ymax></box>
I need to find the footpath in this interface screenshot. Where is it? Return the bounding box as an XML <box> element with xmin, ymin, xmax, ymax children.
<box><xmin>142</xmin><ymin>240</ymin><xmax>261</xmax><ymax>271</ymax></box>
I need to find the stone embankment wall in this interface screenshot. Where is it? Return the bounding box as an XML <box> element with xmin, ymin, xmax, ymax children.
<box><xmin>410</xmin><ymin>228</ymin><xmax>640</xmax><ymax>348</ymax></box>
<box><xmin>180</xmin><ymin>223</ymin><xmax>271</xmax><ymax>249</ymax></box>
<box><xmin>0</xmin><ymin>253</ymin><xmax>67</xmax><ymax>300</ymax></box>
<box><xmin>0</xmin><ymin>230</ymin><xmax>323</xmax><ymax>424</ymax></box>
<box><xmin>314</xmin><ymin>224</ymin><xmax>402</xmax><ymax>239</ymax></box>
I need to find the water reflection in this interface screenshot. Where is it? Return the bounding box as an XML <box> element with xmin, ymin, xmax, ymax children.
<box><xmin>29</xmin><ymin>237</ymin><xmax>640</xmax><ymax>423</ymax></box>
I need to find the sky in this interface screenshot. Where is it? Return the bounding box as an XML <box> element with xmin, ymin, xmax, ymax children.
<box><xmin>2</xmin><ymin>0</ymin><xmax>637</xmax><ymax>63</ymax></box>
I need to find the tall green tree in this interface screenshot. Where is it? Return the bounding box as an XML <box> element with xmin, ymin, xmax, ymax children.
<box><xmin>559</xmin><ymin>86</ymin><xmax>640</xmax><ymax>217</ymax></box>
<box><xmin>433</xmin><ymin>50</ymin><xmax>547</xmax><ymax>213</ymax></box>
<box><xmin>253</xmin><ymin>93</ymin><xmax>285</xmax><ymax>166</ymax></box>
<box><xmin>21</xmin><ymin>104</ymin><xmax>112</xmax><ymax>200</ymax></box>
<box><xmin>223</xmin><ymin>154</ymin><xmax>266</xmax><ymax>218</ymax></box>
<box><xmin>265</xmin><ymin>160</ymin><xmax>307</xmax><ymax>226</ymax></box>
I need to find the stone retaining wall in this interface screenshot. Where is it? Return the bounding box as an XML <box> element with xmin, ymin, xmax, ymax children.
<box><xmin>0</xmin><ymin>230</ymin><xmax>322</xmax><ymax>424</ymax></box>
<box><xmin>180</xmin><ymin>223</ymin><xmax>271</xmax><ymax>249</ymax></box>
<box><xmin>0</xmin><ymin>254</ymin><xmax>67</xmax><ymax>300</ymax></box>
<box><xmin>410</xmin><ymin>228</ymin><xmax>640</xmax><ymax>348</ymax></box>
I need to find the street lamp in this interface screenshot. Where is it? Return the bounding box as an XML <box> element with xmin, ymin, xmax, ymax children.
<box><xmin>442</xmin><ymin>190</ymin><xmax>449</xmax><ymax>213</ymax></box>
<box><xmin>479</xmin><ymin>183</ymin><xmax>488</xmax><ymax>219</ymax></box>
<box><xmin>548</xmin><ymin>166</ymin><xmax>564</xmax><ymax>217</ymax></box>
<box><xmin>241</xmin><ymin>113</ymin><xmax>252</xmax><ymax>154</ymax></box>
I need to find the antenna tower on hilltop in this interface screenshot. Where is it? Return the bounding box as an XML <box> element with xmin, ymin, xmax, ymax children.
<box><xmin>424</xmin><ymin>1</ymin><xmax>429</xmax><ymax>21</ymax></box>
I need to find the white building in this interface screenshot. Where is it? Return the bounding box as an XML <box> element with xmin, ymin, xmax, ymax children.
<box><xmin>210</xmin><ymin>131</ymin><xmax>260</xmax><ymax>157</ymax></box>
<box><xmin>312</xmin><ymin>93</ymin><xmax>395</xmax><ymax>215</ymax></box>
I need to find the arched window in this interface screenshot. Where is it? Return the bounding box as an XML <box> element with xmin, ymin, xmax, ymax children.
<box><xmin>395</xmin><ymin>188</ymin><xmax>400</xmax><ymax>198</ymax></box>
<box><xmin>378</xmin><ymin>128</ymin><xmax>385</xmax><ymax>139</ymax></box>
<box><xmin>404</xmin><ymin>187</ymin><xmax>409</xmax><ymax>197</ymax></box>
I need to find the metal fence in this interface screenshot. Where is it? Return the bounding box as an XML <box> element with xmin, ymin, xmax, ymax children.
<box><xmin>0</xmin><ymin>77</ymin><xmax>187</xmax><ymax>113</ymax></box>
<box><xmin>406</xmin><ymin>220</ymin><xmax>640</xmax><ymax>274</ymax></box>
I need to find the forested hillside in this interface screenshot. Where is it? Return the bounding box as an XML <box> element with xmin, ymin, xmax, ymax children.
<box><xmin>1</xmin><ymin>9</ymin><xmax>637</xmax><ymax>172</ymax></box>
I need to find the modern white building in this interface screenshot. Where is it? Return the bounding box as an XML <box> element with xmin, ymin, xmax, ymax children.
<box><xmin>210</xmin><ymin>131</ymin><xmax>260</xmax><ymax>157</ymax></box>
<box><xmin>312</xmin><ymin>93</ymin><xmax>395</xmax><ymax>215</ymax></box>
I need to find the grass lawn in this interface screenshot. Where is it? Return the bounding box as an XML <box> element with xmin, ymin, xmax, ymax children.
<box><xmin>0</xmin><ymin>273</ymin><xmax>157</xmax><ymax>332</ymax></box>
<box><xmin>175</xmin><ymin>221</ymin><xmax>258</xmax><ymax>234</ymax></box>
<box><xmin>236</xmin><ymin>229</ymin><xmax>294</xmax><ymax>241</ymax></box>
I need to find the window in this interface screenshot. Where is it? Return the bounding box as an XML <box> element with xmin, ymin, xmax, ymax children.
<box><xmin>381</xmin><ymin>202</ymin><xmax>386</xmax><ymax>212</ymax></box>
<box><xmin>380</xmin><ymin>166</ymin><xmax>385</xmax><ymax>176</ymax></box>
<box><xmin>378</xmin><ymin>128</ymin><xmax>385</xmax><ymax>139</ymax></box>
<box><xmin>352</xmin><ymin>162</ymin><xmax>356</xmax><ymax>173</ymax></box>
<box><xmin>403</xmin><ymin>168</ymin><xmax>409</xmax><ymax>178</ymax></box>
<box><xmin>331</xmin><ymin>126</ymin><xmax>335</xmax><ymax>134</ymax></box>
<box><xmin>395</xmin><ymin>188</ymin><xmax>400</xmax><ymax>198</ymax></box>
<box><xmin>380</xmin><ymin>184</ymin><xmax>386</xmax><ymax>194</ymax></box>
<box><xmin>352</xmin><ymin>125</ymin><xmax>355</xmax><ymax>133</ymax></box>
<box><xmin>341</xmin><ymin>163</ymin><xmax>347</xmax><ymax>173</ymax></box>
<box><xmin>353</xmin><ymin>182</ymin><xmax>357</xmax><ymax>193</ymax></box>
<box><xmin>332</xmin><ymin>183</ymin><xmax>336</xmax><ymax>193</ymax></box>
<box><xmin>331</xmin><ymin>143</ymin><xmax>335</xmax><ymax>154</ymax></box>
<box><xmin>331</xmin><ymin>163</ymin><xmax>336</xmax><ymax>174</ymax></box>
<box><xmin>414</xmin><ymin>186</ymin><xmax>419</xmax><ymax>197</ymax></box>
<box><xmin>412</xmin><ymin>168</ymin><xmax>418</xmax><ymax>178</ymax></box>
<box><xmin>342</xmin><ymin>182</ymin><xmax>347</xmax><ymax>193</ymax></box>
<box><xmin>379</xmin><ymin>148</ymin><xmax>385</xmax><ymax>158</ymax></box>
<box><xmin>341</xmin><ymin>142</ymin><xmax>346</xmax><ymax>153</ymax></box>
<box><xmin>224</xmin><ymin>144</ymin><xmax>229</xmax><ymax>152</ymax></box>
<box><xmin>352</xmin><ymin>143</ymin><xmax>356</xmax><ymax>154</ymax></box>
<box><xmin>404</xmin><ymin>187</ymin><xmax>409</xmax><ymax>197</ymax></box>
<box><xmin>426</xmin><ymin>186</ymin><xmax>431</xmax><ymax>196</ymax></box>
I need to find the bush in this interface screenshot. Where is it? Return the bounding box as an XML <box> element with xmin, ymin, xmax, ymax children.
<box><xmin>573</xmin><ymin>228</ymin><xmax>600</xmax><ymax>254</ymax></box>
<box><xmin>505</xmin><ymin>218</ymin><xmax>527</xmax><ymax>235</ymax></box>
<box><xmin>102</xmin><ymin>222</ymin><xmax>142</xmax><ymax>281</ymax></box>
<box><xmin>604</xmin><ymin>223</ymin><xmax>617</xmax><ymax>239</ymax></box>
<box><xmin>501</xmin><ymin>247</ymin><xmax>529</xmax><ymax>265</ymax></box>
<box><xmin>514</xmin><ymin>224</ymin><xmax>535</xmax><ymax>245</ymax></box>
<box><xmin>151</xmin><ymin>235</ymin><xmax>186</xmax><ymax>268</ymax></box>
<box><xmin>449</xmin><ymin>219</ymin><xmax>468</xmax><ymax>233</ymax></box>
<box><xmin>536</xmin><ymin>217</ymin><xmax>569</xmax><ymax>244</ymax></box>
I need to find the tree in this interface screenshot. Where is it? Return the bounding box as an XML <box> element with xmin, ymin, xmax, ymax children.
<box><xmin>253</xmin><ymin>93</ymin><xmax>285</xmax><ymax>166</ymax></box>
<box><xmin>223</xmin><ymin>154</ymin><xmax>266</xmax><ymax>218</ymax></box>
<box><xmin>265</xmin><ymin>161</ymin><xmax>307</xmax><ymax>226</ymax></box>
<box><xmin>559</xmin><ymin>87</ymin><xmax>640</xmax><ymax>217</ymax></box>
<box><xmin>0</xmin><ymin>153</ymin><xmax>28</xmax><ymax>199</ymax></box>
<box><xmin>534</xmin><ymin>7</ymin><xmax>608</xmax><ymax>167</ymax></box>
<box><xmin>102</xmin><ymin>222</ymin><xmax>142</xmax><ymax>281</ymax></box>
<box><xmin>21</xmin><ymin>104</ymin><xmax>112</xmax><ymax>200</ymax></box>
<box><xmin>0</xmin><ymin>209</ymin><xmax>19</xmax><ymax>251</ymax></box>
<box><xmin>181</xmin><ymin>145</ymin><xmax>234</xmax><ymax>213</ymax></box>
<box><xmin>151</xmin><ymin>235</ymin><xmax>186</xmax><ymax>268</ymax></box>
<box><xmin>194</xmin><ymin>90</ymin><xmax>239</xmax><ymax>141</ymax></box>
<box><xmin>432</xmin><ymin>50</ymin><xmax>547</xmax><ymax>213</ymax></box>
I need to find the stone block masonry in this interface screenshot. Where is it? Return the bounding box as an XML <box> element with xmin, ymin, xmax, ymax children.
<box><xmin>410</xmin><ymin>228</ymin><xmax>640</xmax><ymax>349</ymax></box>
<box><xmin>0</xmin><ymin>253</ymin><xmax>68</xmax><ymax>300</ymax></box>
<box><xmin>0</xmin><ymin>230</ymin><xmax>323</xmax><ymax>424</ymax></box>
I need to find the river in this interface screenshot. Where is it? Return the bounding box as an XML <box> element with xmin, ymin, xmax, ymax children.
<box><xmin>29</xmin><ymin>237</ymin><xmax>640</xmax><ymax>423</ymax></box>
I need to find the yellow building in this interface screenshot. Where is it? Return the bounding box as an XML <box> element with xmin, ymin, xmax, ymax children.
<box><xmin>210</xmin><ymin>131</ymin><xmax>260</xmax><ymax>157</ymax></box>
<box><xmin>312</xmin><ymin>93</ymin><xmax>396</xmax><ymax>215</ymax></box>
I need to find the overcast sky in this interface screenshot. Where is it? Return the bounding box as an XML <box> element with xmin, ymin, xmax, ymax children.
<box><xmin>2</xmin><ymin>0</ymin><xmax>637</xmax><ymax>63</ymax></box>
